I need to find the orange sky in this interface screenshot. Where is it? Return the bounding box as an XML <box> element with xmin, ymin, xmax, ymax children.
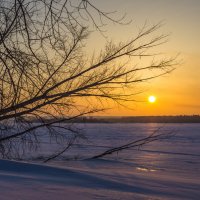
<box><xmin>86</xmin><ymin>0</ymin><xmax>200</xmax><ymax>116</ymax></box>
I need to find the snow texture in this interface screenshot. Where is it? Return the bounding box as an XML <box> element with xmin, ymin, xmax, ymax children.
<box><xmin>0</xmin><ymin>123</ymin><xmax>200</xmax><ymax>199</ymax></box>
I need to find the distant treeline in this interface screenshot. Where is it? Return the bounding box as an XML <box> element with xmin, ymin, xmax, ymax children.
<box><xmin>30</xmin><ymin>115</ymin><xmax>200</xmax><ymax>123</ymax></box>
<box><xmin>75</xmin><ymin>115</ymin><xmax>200</xmax><ymax>123</ymax></box>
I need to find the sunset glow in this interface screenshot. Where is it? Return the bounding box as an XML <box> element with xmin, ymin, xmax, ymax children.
<box><xmin>148</xmin><ymin>96</ymin><xmax>156</xmax><ymax>103</ymax></box>
<box><xmin>91</xmin><ymin>0</ymin><xmax>200</xmax><ymax>116</ymax></box>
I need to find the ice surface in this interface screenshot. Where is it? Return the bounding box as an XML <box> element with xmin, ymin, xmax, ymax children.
<box><xmin>0</xmin><ymin>123</ymin><xmax>200</xmax><ymax>199</ymax></box>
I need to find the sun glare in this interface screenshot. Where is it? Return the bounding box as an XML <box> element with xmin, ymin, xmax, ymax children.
<box><xmin>148</xmin><ymin>95</ymin><xmax>156</xmax><ymax>103</ymax></box>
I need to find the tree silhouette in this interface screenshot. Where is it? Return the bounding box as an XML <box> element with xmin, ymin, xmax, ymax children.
<box><xmin>0</xmin><ymin>0</ymin><xmax>176</xmax><ymax>159</ymax></box>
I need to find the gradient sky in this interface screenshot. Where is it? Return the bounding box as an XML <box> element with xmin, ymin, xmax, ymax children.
<box><xmin>88</xmin><ymin>0</ymin><xmax>200</xmax><ymax>116</ymax></box>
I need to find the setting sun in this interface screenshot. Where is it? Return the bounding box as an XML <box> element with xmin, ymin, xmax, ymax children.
<box><xmin>148</xmin><ymin>95</ymin><xmax>156</xmax><ymax>103</ymax></box>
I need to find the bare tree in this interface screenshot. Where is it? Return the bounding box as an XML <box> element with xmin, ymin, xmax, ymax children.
<box><xmin>0</xmin><ymin>0</ymin><xmax>176</xmax><ymax>160</ymax></box>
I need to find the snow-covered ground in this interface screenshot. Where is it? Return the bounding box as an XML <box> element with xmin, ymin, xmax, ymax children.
<box><xmin>0</xmin><ymin>123</ymin><xmax>200</xmax><ymax>199</ymax></box>
<box><xmin>0</xmin><ymin>158</ymin><xmax>199</xmax><ymax>200</ymax></box>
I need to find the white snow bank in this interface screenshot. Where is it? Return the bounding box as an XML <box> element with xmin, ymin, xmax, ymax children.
<box><xmin>0</xmin><ymin>159</ymin><xmax>199</xmax><ymax>200</ymax></box>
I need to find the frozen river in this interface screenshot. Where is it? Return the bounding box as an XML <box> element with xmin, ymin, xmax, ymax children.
<box><xmin>29</xmin><ymin>123</ymin><xmax>200</xmax><ymax>177</ymax></box>
<box><xmin>1</xmin><ymin>123</ymin><xmax>200</xmax><ymax>199</ymax></box>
